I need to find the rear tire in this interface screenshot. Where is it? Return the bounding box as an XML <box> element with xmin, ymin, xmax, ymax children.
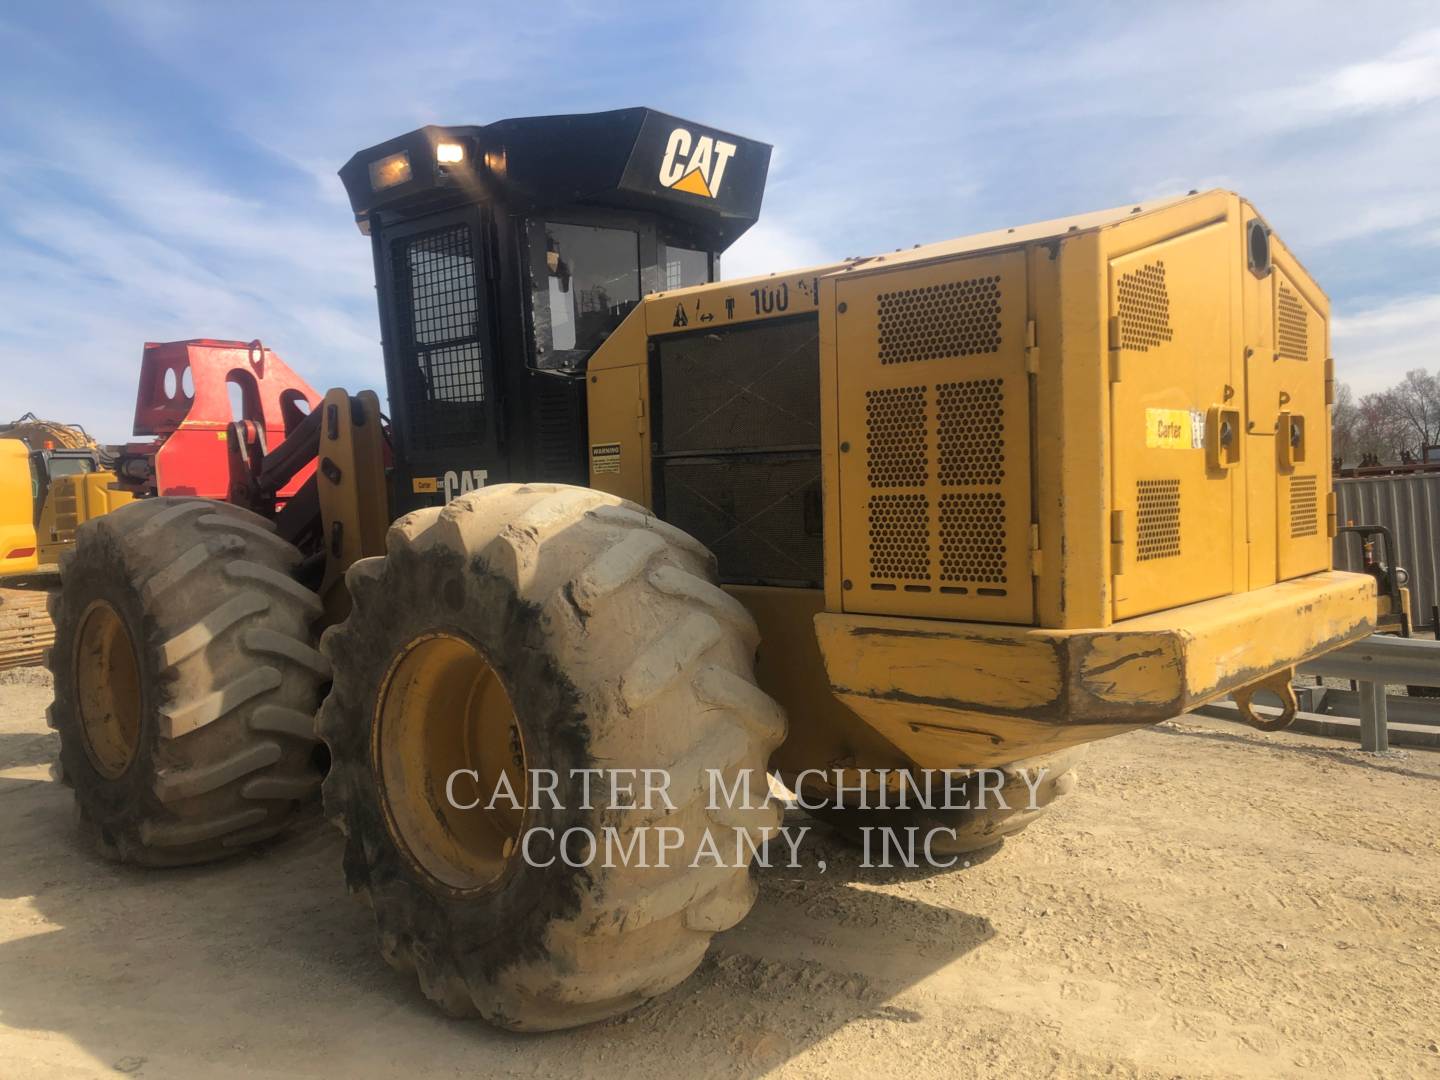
<box><xmin>48</xmin><ymin>497</ymin><xmax>328</xmax><ymax>866</ymax></box>
<box><xmin>805</xmin><ymin>747</ymin><xmax>1083</xmax><ymax>856</ymax></box>
<box><xmin>318</xmin><ymin>484</ymin><xmax>786</xmax><ymax>1031</ymax></box>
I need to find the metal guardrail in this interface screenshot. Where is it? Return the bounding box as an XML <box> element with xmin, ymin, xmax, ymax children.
<box><xmin>1297</xmin><ymin>633</ymin><xmax>1440</xmax><ymax>752</ymax></box>
<box><xmin>1300</xmin><ymin>633</ymin><xmax>1440</xmax><ymax>685</ymax></box>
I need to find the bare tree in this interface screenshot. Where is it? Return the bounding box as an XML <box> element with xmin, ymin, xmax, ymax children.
<box><xmin>1352</xmin><ymin>391</ymin><xmax>1409</xmax><ymax>464</ymax></box>
<box><xmin>1388</xmin><ymin>369</ymin><xmax>1440</xmax><ymax>458</ymax></box>
<box><xmin>1332</xmin><ymin>381</ymin><xmax>1358</xmax><ymax>465</ymax></box>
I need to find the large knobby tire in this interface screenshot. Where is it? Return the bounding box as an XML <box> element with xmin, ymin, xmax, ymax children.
<box><xmin>47</xmin><ymin>497</ymin><xmax>328</xmax><ymax>866</ymax></box>
<box><xmin>806</xmin><ymin>747</ymin><xmax>1084</xmax><ymax>856</ymax></box>
<box><xmin>318</xmin><ymin>484</ymin><xmax>786</xmax><ymax>1031</ymax></box>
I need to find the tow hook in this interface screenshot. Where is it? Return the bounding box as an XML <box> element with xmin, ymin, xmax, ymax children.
<box><xmin>1231</xmin><ymin>669</ymin><xmax>1299</xmax><ymax>731</ymax></box>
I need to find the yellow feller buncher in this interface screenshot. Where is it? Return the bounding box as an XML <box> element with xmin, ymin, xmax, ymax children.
<box><xmin>48</xmin><ymin>109</ymin><xmax>1377</xmax><ymax>1030</ymax></box>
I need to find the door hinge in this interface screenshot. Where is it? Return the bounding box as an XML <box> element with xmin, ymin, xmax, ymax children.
<box><xmin>1110</xmin><ymin>509</ymin><xmax>1126</xmax><ymax>575</ymax></box>
<box><xmin>1028</xmin><ymin>522</ymin><xmax>1042</xmax><ymax>576</ymax></box>
<box><xmin>1325</xmin><ymin>356</ymin><xmax>1336</xmax><ymax>406</ymax></box>
<box><xmin>1025</xmin><ymin>319</ymin><xmax>1040</xmax><ymax>375</ymax></box>
<box><xmin>1107</xmin><ymin>316</ymin><xmax>1123</xmax><ymax>383</ymax></box>
<box><xmin>481</xmin><ymin>214</ymin><xmax>499</xmax><ymax>280</ymax></box>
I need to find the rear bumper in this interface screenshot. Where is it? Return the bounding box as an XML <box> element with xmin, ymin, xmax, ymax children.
<box><xmin>814</xmin><ymin>570</ymin><xmax>1378</xmax><ymax>768</ymax></box>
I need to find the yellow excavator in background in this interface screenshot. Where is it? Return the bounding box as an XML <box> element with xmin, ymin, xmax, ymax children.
<box><xmin>0</xmin><ymin>415</ymin><xmax>131</xmax><ymax>579</ymax></box>
<box><xmin>0</xmin><ymin>415</ymin><xmax>131</xmax><ymax>669</ymax></box>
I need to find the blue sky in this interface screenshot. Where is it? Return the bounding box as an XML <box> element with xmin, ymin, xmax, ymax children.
<box><xmin>2</xmin><ymin>1</ymin><xmax>1438</xmax><ymax>442</ymax></box>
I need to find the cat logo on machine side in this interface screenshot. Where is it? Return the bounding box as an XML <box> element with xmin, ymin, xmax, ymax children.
<box><xmin>659</xmin><ymin>128</ymin><xmax>738</xmax><ymax>199</ymax></box>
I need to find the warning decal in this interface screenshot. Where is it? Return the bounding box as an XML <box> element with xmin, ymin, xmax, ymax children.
<box><xmin>591</xmin><ymin>443</ymin><xmax>622</xmax><ymax>475</ymax></box>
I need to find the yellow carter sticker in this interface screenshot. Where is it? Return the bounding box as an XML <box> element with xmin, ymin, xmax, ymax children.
<box><xmin>1145</xmin><ymin>408</ymin><xmax>1205</xmax><ymax>450</ymax></box>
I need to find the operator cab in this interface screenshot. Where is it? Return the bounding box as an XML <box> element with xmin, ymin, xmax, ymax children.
<box><xmin>339</xmin><ymin>108</ymin><xmax>771</xmax><ymax>509</ymax></box>
<box><xmin>29</xmin><ymin>448</ymin><xmax>99</xmax><ymax>529</ymax></box>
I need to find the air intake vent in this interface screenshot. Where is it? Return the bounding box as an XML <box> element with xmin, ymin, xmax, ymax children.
<box><xmin>661</xmin><ymin>455</ymin><xmax>822</xmax><ymax>587</ymax></box>
<box><xmin>1136</xmin><ymin>479</ymin><xmax>1181</xmax><ymax>561</ymax></box>
<box><xmin>1290</xmin><ymin>474</ymin><xmax>1319</xmax><ymax>537</ymax></box>
<box><xmin>868</xmin><ymin>494</ymin><xmax>930</xmax><ymax>580</ymax></box>
<box><xmin>938</xmin><ymin>378</ymin><xmax>1004</xmax><ymax>485</ymax></box>
<box><xmin>877</xmin><ymin>276</ymin><xmax>1002</xmax><ymax>364</ymax></box>
<box><xmin>653</xmin><ymin>316</ymin><xmax>823</xmax><ymax>588</ymax></box>
<box><xmin>1277</xmin><ymin>282</ymin><xmax>1309</xmax><ymax>361</ymax></box>
<box><xmin>1117</xmin><ymin>261</ymin><xmax>1174</xmax><ymax>351</ymax></box>
<box><xmin>865</xmin><ymin>386</ymin><xmax>928</xmax><ymax>487</ymax></box>
<box><xmin>939</xmin><ymin>492</ymin><xmax>1007</xmax><ymax>584</ymax></box>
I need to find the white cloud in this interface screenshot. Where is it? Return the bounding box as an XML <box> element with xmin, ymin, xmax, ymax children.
<box><xmin>721</xmin><ymin>219</ymin><xmax>834</xmax><ymax>282</ymax></box>
<box><xmin>1333</xmin><ymin>292</ymin><xmax>1440</xmax><ymax>394</ymax></box>
<box><xmin>4</xmin><ymin>2</ymin><xmax>1440</xmax><ymax>440</ymax></box>
<box><xmin>1328</xmin><ymin>30</ymin><xmax>1440</xmax><ymax>110</ymax></box>
<box><xmin>1260</xmin><ymin>28</ymin><xmax>1440</xmax><ymax>127</ymax></box>
<box><xmin>0</xmin><ymin>154</ymin><xmax>380</xmax><ymax>442</ymax></box>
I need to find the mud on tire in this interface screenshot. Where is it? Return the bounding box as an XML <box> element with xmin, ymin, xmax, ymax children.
<box><xmin>318</xmin><ymin>484</ymin><xmax>787</xmax><ymax>1031</ymax></box>
<box><xmin>48</xmin><ymin>497</ymin><xmax>328</xmax><ymax>866</ymax></box>
<box><xmin>805</xmin><ymin>747</ymin><xmax>1084</xmax><ymax>856</ymax></box>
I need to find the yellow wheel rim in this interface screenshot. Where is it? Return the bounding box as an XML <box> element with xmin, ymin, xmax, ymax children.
<box><xmin>375</xmin><ymin>633</ymin><xmax>527</xmax><ymax>893</ymax></box>
<box><xmin>74</xmin><ymin>600</ymin><xmax>142</xmax><ymax>779</ymax></box>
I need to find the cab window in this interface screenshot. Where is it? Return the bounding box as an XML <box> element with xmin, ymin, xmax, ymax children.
<box><xmin>45</xmin><ymin>455</ymin><xmax>94</xmax><ymax>479</ymax></box>
<box><xmin>529</xmin><ymin>222</ymin><xmax>640</xmax><ymax>371</ymax></box>
<box><xmin>660</xmin><ymin>244</ymin><xmax>711</xmax><ymax>290</ymax></box>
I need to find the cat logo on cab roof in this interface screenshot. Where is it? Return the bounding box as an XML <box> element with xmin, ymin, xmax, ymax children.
<box><xmin>659</xmin><ymin>128</ymin><xmax>737</xmax><ymax>199</ymax></box>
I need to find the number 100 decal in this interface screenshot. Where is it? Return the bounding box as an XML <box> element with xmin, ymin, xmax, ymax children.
<box><xmin>749</xmin><ymin>283</ymin><xmax>789</xmax><ymax>314</ymax></box>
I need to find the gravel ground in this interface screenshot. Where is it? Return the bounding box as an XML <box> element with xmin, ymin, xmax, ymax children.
<box><xmin>2</xmin><ymin>668</ymin><xmax>1438</xmax><ymax>1079</ymax></box>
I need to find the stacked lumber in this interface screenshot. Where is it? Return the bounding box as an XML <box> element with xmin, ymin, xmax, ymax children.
<box><xmin>0</xmin><ymin>587</ymin><xmax>57</xmax><ymax>672</ymax></box>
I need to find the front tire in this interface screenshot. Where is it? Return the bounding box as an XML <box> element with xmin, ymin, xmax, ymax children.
<box><xmin>48</xmin><ymin>498</ymin><xmax>328</xmax><ymax>866</ymax></box>
<box><xmin>318</xmin><ymin>484</ymin><xmax>786</xmax><ymax>1031</ymax></box>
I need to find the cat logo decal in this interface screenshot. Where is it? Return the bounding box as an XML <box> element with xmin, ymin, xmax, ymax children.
<box><xmin>658</xmin><ymin>128</ymin><xmax>738</xmax><ymax>199</ymax></box>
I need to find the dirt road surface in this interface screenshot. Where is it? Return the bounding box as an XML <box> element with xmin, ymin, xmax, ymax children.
<box><xmin>2</xmin><ymin>667</ymin><xmax>1437</xmax><ymax>1079</ymax></box>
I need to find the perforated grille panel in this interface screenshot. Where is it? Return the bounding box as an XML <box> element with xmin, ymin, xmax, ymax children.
<box><xmin>1117</xmin><ymin>261</ymin><xmax>1174</xmax><ymax>351</ymax></box>
<box><xmin>1290</xmin><ymin>475</ymin><xmax>1318</xmax><ymax>538</ymax></box>
<box><xmin>863</xmin><ymin>381</ymin><xmax>1010</xmax><ymax>593</ymax></box>
<box><xmin>865</xmin><ymin>386</ymin><xmax>928</xmax><ymax>487</ymax></box>
<box><xmin>389</xmin><ymin>223</ymin><xmax>487</xmax><ymax>452</ymax></box>
<box><xmin>868</xmin><ymin>494</ymin><xmax>930</xmax><ymax>580</ymax></box>
<box><xmin>938</xmin><ymin>378</ymin><xmax>1004</xmax><ymax>485</ymax></box>
<box><xmin>1136</xmin><ymin>479</ymin><xmax>1181</xmax><ymax>561</ymax></box>
<box><xmin>877</xmin><ymin>276</ymin><xmax>1002</xmax><ymax>364</ymax></box>
<box><xmin>839</xmin><ymin>250</ymin><xmax>1029</xmax><ymax>623</ymax></box>
<box><xmin>939</xmin><ymin>492</ymin><xmax>1007</xmax><ymax>584</ymax></box>
<box><xmin>1277</xmin><ymin>282</ymin><xmax>1309</xmax><ymax>361</ymax></box>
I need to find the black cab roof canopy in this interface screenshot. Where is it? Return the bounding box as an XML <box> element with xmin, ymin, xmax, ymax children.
<box><xmin>338</xmin><ymin>107</ymin><xmax>771</xmax><ymax>251</ymax></box>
